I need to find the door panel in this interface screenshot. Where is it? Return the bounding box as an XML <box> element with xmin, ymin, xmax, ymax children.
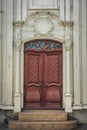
<box><xmin>44</xmin><ymin>52</ymin><xmax>63</xmax><ymax>108</ymax></box>
<box><xmin>45</xmin><ymin>87</ymin><xmax>60</xmax><ymax>103</ymax></box>
<box><xmin>24</xmin><ymin>43</ymin><xmax>63</xmax><ymax>109</ymax></box>
<box><xmin>24</xmin><ymin>52</ymin><xmax>43</xmax><ymax>107</ymax></box>
<box><xmin>46</xmin><ymin>54</ymin><xmax>59</xmax><ymax>83</ymax></box>
<box><xmin>25</xmin><ymin>86</ymin><xmax>41</xmax><ymax>103</ymax></box>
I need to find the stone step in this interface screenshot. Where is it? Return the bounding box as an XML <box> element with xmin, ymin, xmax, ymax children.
<box><xmin>9</xmin><ymin>120</ymin><xmax>77</xmax><ymax>130</ymax></box>
<box><xmin>19</xmin><ymin>110</ymin><xmax>68</xmax><ymax>121</ymax></box>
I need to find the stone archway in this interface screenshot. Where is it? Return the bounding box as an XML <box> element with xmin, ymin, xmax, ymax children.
<box><xmin>13</xmin><ymin>12</ymin><xmax>73</xmax><ymax>112</ymax></box>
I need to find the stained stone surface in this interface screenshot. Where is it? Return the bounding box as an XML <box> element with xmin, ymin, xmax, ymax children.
<box><xmin>0</xmin><ymin>110</ymin><xmax>18</xmax><ymax>123</ymax></box>
<box><xmin>74</xmin><ymin>110</ymin><xmax>87</xmax><ymax>124</ymax></box>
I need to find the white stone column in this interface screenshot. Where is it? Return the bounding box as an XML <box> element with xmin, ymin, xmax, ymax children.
<box><xmin>14</xmin><ymin>22</ymin><xmax>23</xmax><ymax>112</ymax></box>
<box><xmin>64</xmin><ymin>0</ymin><xmax>73</xmax><ymax>112</ymax></box>
<box><xmin>13</xmin><ymin>0</ymin><xmax>22</xmax><ymax>112</ymax></box>
<box><xmin>60</xmin><ymin>0</ymin><xmax>65</xmax><ymax>21</ymax></box>
<box><xmin>2</xmin><ymin>0</ymin><xmax>7</xmax><ymax>105</ymax></box>
<box><xmin>1</xmin><ymin>0</ymin><xmax>13</xmax><ymax>107</ymax></box>
<box><xmin>22</xmin><ymin>0</ymin><xmax>27</xmax><ymax>21</ymax></box>
<box><xmin>64</xmin><ymin>22</ymin><xmax>73</xmax><ymax>112</ymax></box>
<box><xmin>73</xmin><ymin>0</ymin><xmax>82</xmax><ymax>109</ymax></box>
<box><xmin>60</xmin><ymin>0</ymin><xmax>66</xmax><ymax>108</ymax></box>
<box><xmin>16</xmin><ymin>0</ymin><xmax>22</xmax><ymax>21</ymax></box>
<box><xmin>82</xmin><ymin>0</ymin><xmax>87</xmax><ymax>108</ymax></box>
<box><xmin>0</xmin><ymin>0</ymin><xmax>2</xmax><ymax>104</ymax></box>
<box><xmin>6</xmin><ymin>0</ymin><xmax>13</xmax><ymax>105</ymax></box>
<box><xmin>65</xmin><ymin>0</ymin><xmax>70</xmax><ymax>20</ymax></box>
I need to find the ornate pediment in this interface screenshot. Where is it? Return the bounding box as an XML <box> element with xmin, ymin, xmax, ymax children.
<box><xmin>22</xmin><ymin>11</ymin><xmax>65</xmax><ymax>42</ymax></box>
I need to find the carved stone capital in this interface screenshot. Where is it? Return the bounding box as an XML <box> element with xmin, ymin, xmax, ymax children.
<box><xmin>15</xmin><ymin>42</ymin><xmax>21</xmax><ymax>51</ymax></box>
<box><xmin>64</xmin><ymin>21</ymin><xmax>73</xmax><ymax>51</ymax></box>
<box><xmin>14</xmin><ymin>22</ymin><xmax>22</xmax><ymax>51</ymax></box>
<box><xmin>64</xmin><ymin>39</ymin><xmax>72</xmax><ymax>51</ymax></box>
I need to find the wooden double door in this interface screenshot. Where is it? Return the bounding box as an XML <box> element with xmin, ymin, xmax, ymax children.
<box><xmin>24</xmin><ymin>40</ymin><xmax>63</xmax><ymax>109</ymax></box>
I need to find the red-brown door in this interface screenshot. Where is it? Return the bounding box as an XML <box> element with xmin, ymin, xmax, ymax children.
<box><xmin>24</xmin><ymin>40</ymin><xmax>63</xmax><ymax>109</ymax></box>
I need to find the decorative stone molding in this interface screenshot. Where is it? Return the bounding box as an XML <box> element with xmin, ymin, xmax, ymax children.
<box><xmin>64</xmin><ymin>21</ymin><xmax>73</xmax><ymax>51</ymax></box>
<box><xmin>22</xmin><ymin>11</ymin><xmax>65</xmax><ymax>41</ymax></box>
<box><xmin>28</xmin><ymin>0</ymin><xmax>58</xmax><ymax>9</ymax></box>
<box><xmin>13</xmin><ymin>21</ymin><xmax>24</xmax><ymax>112</ymax></box>
<box><xmin>14</xmin><ymin>21</ymin><xmax>24</xmax><ymax>51</ymax></box>
<box><xmin>13</xmin><ymin>11</ymin><xmax>74</xmax><ymax>112</ymax></box>
<box><xmin>14</xmin><ymin>21</ymin><xmax>24</xmax><ymax>27</ymax></box>
<box><xmin>63</xmin><ymin>21</ymin><xmax>73</xmax><ymax>112</ymax></box>
<box><xmin>15</xmin><ymin>43</ymin><xmax>22</xmax><ymax>51</ymax></box>
<box><xmin>0</xmin><ymin>105</ymin><xmax>13</xmax><ymax>110</ymax></box>
<box><xmin>64</xmin><ymin>21</ymin><xmax>73</xmax><ymax>27</ymax></box>
<box><xmin>64</xmin><ymin>39</ymin><xmax>72</xmax><ymax>51</ymax></box>
<box><xmin>34</xmin><ymin>13</ymin><xmax>53</xmax><ymax>35</ymax></box>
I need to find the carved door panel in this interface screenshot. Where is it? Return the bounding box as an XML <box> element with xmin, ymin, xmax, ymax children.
<box><xmin>24</xmin><ymin>50</ymin><xmax>63</xmax><ymax>109</ymax></box>
<box><xmin>24</xmin><ymin>40</ymin><xmax>63</xmax><ymax>109</ymax></box>
<box><xmin>24</xmin><ymin>51</ymin><xmax>43</xmax><ymax>108</ymax></box>
<box><xmin>44</xmin><ymin>50</ymin><xmax>63</xmax><ymax>109</ymax></box>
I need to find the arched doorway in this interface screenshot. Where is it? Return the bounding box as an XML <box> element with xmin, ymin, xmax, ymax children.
<box><xmin>24</xmin><ymin>39</ymin><xmax>63</xmax><ymax>109</ymax></box>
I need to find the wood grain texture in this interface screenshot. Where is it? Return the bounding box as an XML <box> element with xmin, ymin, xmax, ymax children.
<box><xmin>24</xmin><ymin>40</ymin><xmax>63</xmax><ymax>109</ymax></box>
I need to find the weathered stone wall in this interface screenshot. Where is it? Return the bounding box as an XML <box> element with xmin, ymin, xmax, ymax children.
<box><xmin>69</xmin><ymin>110</ymin><xmax>87</xmax><ymax>124</ymax></box>
<box><xmin>0</xmin><ymin>0</ymin><xmax>87</xmax><ymax>122</ymax></box>
<box><xmin>0</xmin><ymin>110</ymin><xmax>18</xmax><ymax>123</ymax></box>
<box><xmin>74</xmin><ymin>110</ymin><xmax>87</xmax><ymax>124</ymax></box>
<box><xmin>0</xmin><ymin>0</ymin><xmax>13</xmax><ymax>109</ymax></box>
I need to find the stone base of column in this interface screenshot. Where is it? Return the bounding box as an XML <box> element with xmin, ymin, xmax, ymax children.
<box><xmin>65</xmin><ymin>93</ymin><xmax>73</xmax><ymax>112</ymax></box>
<box><xmin>73</xmin><ymin>104</ymin><xmax>82</xmax><ymax>110</ymax></box>
<box><xmin>14</xmin><ymin>93</ymin><xmax>21</xmax><ymax>112</ymax></box>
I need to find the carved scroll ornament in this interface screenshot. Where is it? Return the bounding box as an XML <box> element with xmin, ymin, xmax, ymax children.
<box><xmin>64</xmin><ymin>21</ymin><xmax>73</xmax><ymax>51</ymax></box>
<box><xmin>14</xmin><ymin>21</ymin><xmax>23</xmax><ymax>51</ymax></box>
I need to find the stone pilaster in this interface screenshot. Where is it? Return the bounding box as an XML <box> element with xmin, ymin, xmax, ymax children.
<box><xmin>60</xmin><ymin>0</ymin><xmax>66</xmax><ymax>109</ymax></box>
<box><xmin>0</xmin><ymin>0</ymin><xmax>2</xmax><ymax>105</ymax></box>
<box><xmin>82</xmin><ymin>0</ymin><xmax>87</xmax><ymax>107</ymax></box>
<box><xmin>22</xmin><ymin>0</ymin><xmax>27</xmax><ymax>21</ymax></box>
<box><xmin>73</xmin><ymin>0</ymin><xmax>82</xmax><ymax>109</ymax></box>
<box><xmin>14</xmin><ymin>21</ymin><xmax>23</xmax><ymax>112</ymax></box>
<box><xmin>1</xmin><ymin>0</ymin><xmax>13</xmax><ymax>106</ymax></box>
<box><xmin>64</xmin><ymin>21</ymin><xmax>73</xmax><ymax>112</ymax></box>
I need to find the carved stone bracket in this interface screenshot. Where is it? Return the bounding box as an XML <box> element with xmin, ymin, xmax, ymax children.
<box><xmin>64</xmin><ymin>39</ymin><xmax>72</xmax><ymax>51</ymax></box>
<box><xmin>13</xmin><ymin>21</ymin><xmax>24</xmax><ymax>112</ymax></box>
<box><xmin>14</xmin><ymin>21</ymin><xmax>24</xmax><ymax>51</ymax></box>
<box><xmin>15</xmin><ymin>42</ymin><xmax>22</xmax><ymax>51</ymax></box>
<box><xmin>64</xmin><ymin>21</ymin><xmax>73</xmax><ymax>51</ymax></box>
